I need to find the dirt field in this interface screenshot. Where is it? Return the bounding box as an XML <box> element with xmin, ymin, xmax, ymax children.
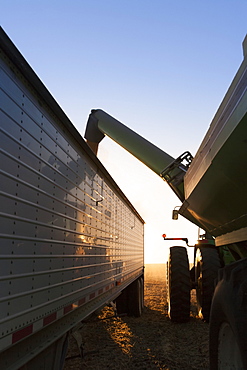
<box><xmin>64</xmin><ymin>264</ymin><xmax>209</xmax><ymax>370</ymax></box>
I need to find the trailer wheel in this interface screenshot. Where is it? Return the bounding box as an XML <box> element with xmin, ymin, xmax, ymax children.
<box><xmin>115</xmin><ymin>288</ymin><xmax>128</xmax><ymax>315</ymax></box>
<box><xmin>195</xmin><ymin>246</ymin><xmax>221</xmax><ymax>322</ymax></box>
<box><xmin>209</xmin><ymin>259</ymin><xmax>247</xmax><ymax>369</ymax></box>
<box><xmin>116</xmin><ymin>276</ymin><xmax>144</xmax><ymax>317</ymax></box>
<box><xmin>167</xmin><ymin>246</ymin><xmax>190</xmax><ymax>323</ymax></box>
<box><xmin>128</xmin><ymin>277</ymin><xmax>144</xmax><ymax>317</ymax></box>
<box><xmin>139</xmin><ymin>276</ymin><xmax>144</xmax><ymax>312</ymax></box>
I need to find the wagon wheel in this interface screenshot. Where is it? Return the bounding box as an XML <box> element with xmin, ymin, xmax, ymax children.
<box><xmin>195</xmin><ymin>247</ymin><xmax>221</xmax><ymax>322</ymax></box>
<box><xmin>167</xmin><ymin>246</ymin><xmax>191</xmax><ymax>323</ymax></box>
<box><xmin>210</xmin><ymin>259</ymin><xmax>247</xmax><ymax>369</ymax></box>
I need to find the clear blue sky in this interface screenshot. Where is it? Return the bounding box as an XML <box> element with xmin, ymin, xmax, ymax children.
<box><xmin>1</xmin><ymin>1</ymin><xmax>246</xmax><ymax>262</ymax></box>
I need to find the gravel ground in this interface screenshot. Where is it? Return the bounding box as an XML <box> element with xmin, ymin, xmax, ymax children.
<box><xmin>64</xmin><ymin>264</ymin><xmax>209</xmax><ymax>370</ymax></box>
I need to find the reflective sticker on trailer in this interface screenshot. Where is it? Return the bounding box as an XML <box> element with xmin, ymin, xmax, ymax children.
<box><xmin>12</xmin><ymin>325</ymin><xmax>33</xmax><ymax>344</ymax></box>
<box><xmin>43</xmin><ymin>312</ymin><xmax>57</xmax><ymax>326</ymax></box>
<box><xmin>3</xmin><ymin>281</ymin><xmax>118</xmax><ymax>348</ymax></box>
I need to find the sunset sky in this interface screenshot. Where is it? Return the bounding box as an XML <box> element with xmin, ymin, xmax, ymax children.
<box><xmin>1</xmin><ymin>1</ymin><xmax>246</xmax><ymax>262</ymax></box>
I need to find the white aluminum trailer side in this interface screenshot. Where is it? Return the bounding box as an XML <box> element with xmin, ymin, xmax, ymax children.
<box><xmin>0</xmin><ymin>27</ymin><xmax>144</xmax><ymax>370</ymax></box>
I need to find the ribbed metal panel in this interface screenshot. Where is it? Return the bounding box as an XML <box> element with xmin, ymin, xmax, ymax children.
<box><xmin>0</xmin><ymin>44</ymin><xmax>144</xmax><ymax>346</ymax></box>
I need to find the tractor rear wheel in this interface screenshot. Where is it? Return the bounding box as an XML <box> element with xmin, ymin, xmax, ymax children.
<box><xmin>167</xmin><ymin>246</ymin><xmax>191</xmax><ymax>323</ymax></box>
<box><xmin>195</xmin><ymin>246</ymin><xmax>221</xmax><ymax>322</ymax></box>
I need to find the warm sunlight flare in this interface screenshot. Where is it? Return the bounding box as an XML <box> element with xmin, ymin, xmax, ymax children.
<box><xmin>98</xmin><ymin>311</ymin><xmax>134</xmax><ymax>355</ymax></box>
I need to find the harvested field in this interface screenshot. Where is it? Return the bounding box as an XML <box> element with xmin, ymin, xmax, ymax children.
<box><xmin>64</xmin><ymin>264</ymin><xmax>209</xmax><ymax>370</ymax></box>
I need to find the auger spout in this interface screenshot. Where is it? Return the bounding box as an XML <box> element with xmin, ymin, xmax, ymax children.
<box><xmin>85</xmin><ymin>109</ymin><xmax>193</xmax><ymax>202</ymax></box>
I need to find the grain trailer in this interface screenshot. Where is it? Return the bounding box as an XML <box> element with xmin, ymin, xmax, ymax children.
<box><xmin>0</xmin><ymin>27</ymin><xmax>144</xmax><ymax>370</ymax></box>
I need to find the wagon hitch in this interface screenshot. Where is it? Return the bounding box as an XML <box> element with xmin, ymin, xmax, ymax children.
<box><xmin>162</xmin><ymin>234</ymin><xmax>189</xmax><ymax>246</ymax></box>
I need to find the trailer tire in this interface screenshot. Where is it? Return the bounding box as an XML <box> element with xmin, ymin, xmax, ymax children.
<box><xmin>116</xmin><ymin>276</ymin><xmax>144</xmax><ymax>317</ymax></box>
<box><xmin>128</xmin><ymin>277</ymin><xmax>144</xmax><ymax>317</ymax></box>
<box><xmin>195</xmin><ymin>246</ymin><xmax>221</xmax><ymax>322</ymax></box>
<box><xmin>115</xmin><ymin>288</ymin><xmax>128</xmax><ymax>315</ymax></box>
<box><xmin>167</xmin><ymin>246</ymin><xmax>190</xmax><ymax>323</ymax></box>
<box><xmin>209</xmin><ymin>259</ymin><xmax>247</xmax><ymax>370</ymax></box>
<box><xmin>138</xmin><ymin>276</ymin><xmax>144</xmax><ymax>312</ymax></box>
